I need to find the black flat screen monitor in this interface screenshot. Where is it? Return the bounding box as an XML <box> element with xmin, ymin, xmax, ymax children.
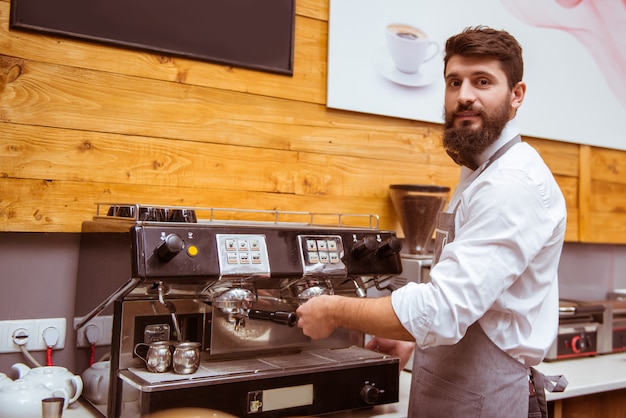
<box><xmin>10</xmin><ymin>0</ymin><xmax>295</xmax><ymax>75</ymax></box>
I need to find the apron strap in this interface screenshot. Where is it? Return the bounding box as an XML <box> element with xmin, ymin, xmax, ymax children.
<box><xmin>485</xmin><ymin>135</ymin><xmax>521</xmax><ymax>170</ymax></box>
<box><xmin>530</xmin><ymin>367</ymin><xmax>568</xmax><ymax>418</ymax></box>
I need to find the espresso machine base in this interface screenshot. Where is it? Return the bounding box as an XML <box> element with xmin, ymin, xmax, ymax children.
<box><xmin>115</xmin><ymin>347</ymin><xmax>399</xmax><ymax>417</ymax></box>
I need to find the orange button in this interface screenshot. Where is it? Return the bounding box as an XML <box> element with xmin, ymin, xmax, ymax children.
<box><xmin>187</xmin><ymin>245</ymin><xmax>199</xmax><ymax>257</ymax></box>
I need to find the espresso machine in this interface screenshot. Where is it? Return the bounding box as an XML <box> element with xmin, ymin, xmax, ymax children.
<box><xmin>74</xmin><ymin>204</ymin><xmax>403</xmax><ymax>417</ymax></box>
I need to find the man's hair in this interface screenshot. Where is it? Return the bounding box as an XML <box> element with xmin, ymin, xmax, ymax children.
<box><xmin>444</xmin><ymin>26</ymin><xmax>524</xmax><ymax>90</ymax></box>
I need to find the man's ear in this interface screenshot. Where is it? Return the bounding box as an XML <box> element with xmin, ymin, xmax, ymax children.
<box><xmin>511</xmin><ymin>81</ymin><xmax>526</xmax><ymax>111</ymax></box>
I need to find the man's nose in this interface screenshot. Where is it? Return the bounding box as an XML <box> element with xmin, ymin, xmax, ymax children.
<box><xmin>457</xmin><ymin>81</ymin><xmax>476</xmax><ymax>104</ymax></box>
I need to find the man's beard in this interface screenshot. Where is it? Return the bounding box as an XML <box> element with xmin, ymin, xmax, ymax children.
<box><xmin>442</xmin><ymin>100</ymin><xmax>512</xmax><ymax>170</ymax></box>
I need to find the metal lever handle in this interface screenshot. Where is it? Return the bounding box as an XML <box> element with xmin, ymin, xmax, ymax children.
<box><xmin>247</xmin><ymin>309</ymin><xmax>298</xmax><ymax>327</ymax></box>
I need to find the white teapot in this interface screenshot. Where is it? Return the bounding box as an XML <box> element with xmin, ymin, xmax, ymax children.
<box><xmin>12</xmin><ymin>363</ymin><xmax>83</xmax><ymax>404</ymax></box>
<box><xmin>0</xmin><ymin>379</ymin><xmax>69</xmax><ymax>418</ymax></box>
<box><xmin>81</xmin><ymin>361</ymin><xmax>110</xmax><ymax>405</ymax></box>
<box><xmin>81</xmin><ymin>361</ymin><xmax>139</xmax><ymax>406</ymax></box>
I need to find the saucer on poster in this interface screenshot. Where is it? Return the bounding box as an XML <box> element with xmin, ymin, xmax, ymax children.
<box><xmin>373</xmin><ymin>46</ymin><xmax>439</xmax><ymax>87</ymax></box>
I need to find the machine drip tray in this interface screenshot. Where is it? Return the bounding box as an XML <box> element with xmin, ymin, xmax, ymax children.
<box><xmin>124</xmin><ymin>347</ymin><xmax>392</xmax><ymax>388</ymax></box>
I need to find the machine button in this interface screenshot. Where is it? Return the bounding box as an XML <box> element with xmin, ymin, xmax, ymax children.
<box><xmin>225</xmin><ymin>239</ymin><xmax>237</xmax><ymax>251</ymax></box>
<box><xmin>360</xmin><ymin>383</ymin><xmax>380</xmax><ymax>405</ymax></box>
<box><xmin>186</xmin><ymin>245</ymin><xmax>199</xmax><ymax>257</ymax></box>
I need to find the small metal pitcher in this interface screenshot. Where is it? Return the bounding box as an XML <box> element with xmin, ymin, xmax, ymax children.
<box><xmin>172</xmin><ymin>342</ymin><xmax>201</xmax><ymax>375</ymax></box>
<box><xmin>134</xmin><ymin>341</ymin><xmax>172</xmax><ymax>373</ymax></box>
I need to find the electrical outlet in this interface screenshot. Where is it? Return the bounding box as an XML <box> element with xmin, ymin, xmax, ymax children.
<box><xmin>0</xmin><ymin>318</ymin><xmax>66</xmax><ymax>353</ymax></box>
<box><xmin>74</xmin><ymin>315</ymin><xmax>113</xmax><ymax>347</ymax></box>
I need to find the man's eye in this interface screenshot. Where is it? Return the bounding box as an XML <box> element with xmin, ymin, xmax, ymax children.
<box><xmin>449</xmin><ymin>80</ymin><xmax>461</xmax><ymax>87</ymax></box>
<box><xmin>478</xmin><ymin>78</ymin><xmax>490</xmax><ymax>86</ymax></box>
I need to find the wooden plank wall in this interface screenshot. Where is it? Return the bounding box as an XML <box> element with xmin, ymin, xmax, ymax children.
<box><xmin>0</xmin><ymin>0</ymin><xmax>624</xmax><ymax>243</ymax></box>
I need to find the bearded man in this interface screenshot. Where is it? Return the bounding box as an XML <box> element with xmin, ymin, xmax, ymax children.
<box><xmin>296</xmin><ymin>26</ymin><xmax>567</xmax><ymax>418</ymax></box>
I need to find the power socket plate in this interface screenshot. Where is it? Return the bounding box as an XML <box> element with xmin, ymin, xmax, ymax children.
<box><xmin>0</xmin><ymin>318</ymin><xmax>66</xmax><ymax>353</ymax></box>
<box><xmin>74</xmin><ymin>315</ymin><xmax>113</xmax><ymax>347</ymax></box>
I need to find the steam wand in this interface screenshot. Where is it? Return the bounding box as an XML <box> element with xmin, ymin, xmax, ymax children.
<box><xmin>155</xmin><ymin>281</ymin><xmax>183</xmax><ymax>342</ymax></box>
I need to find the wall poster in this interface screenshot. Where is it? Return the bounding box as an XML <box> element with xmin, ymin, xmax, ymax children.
<box><xmin>327</xmin><ymin>0</ymin><xmax>626</xmax><ymax>151</ymax></box>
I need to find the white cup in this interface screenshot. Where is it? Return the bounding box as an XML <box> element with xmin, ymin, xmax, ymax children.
<box><xmin>386</xmin><ymin>23</ymin><xmax>439</xmax><ymax>74</ymax></box>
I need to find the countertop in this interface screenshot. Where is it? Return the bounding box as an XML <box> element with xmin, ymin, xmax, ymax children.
<box><xmin>64</xmin><ymin>352</ymin><xmax>626</xmax><ymax>417</ymax></box>
<box><xmin>535</xmin><ymin>351</ymin><xmax>626</xmax><ymax>401</ymax></box>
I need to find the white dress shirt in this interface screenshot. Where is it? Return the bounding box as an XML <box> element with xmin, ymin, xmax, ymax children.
<box><xmin>391</xmin><ymin>119</ymin><xmax>567</xmax><ymax>366</ymax></box>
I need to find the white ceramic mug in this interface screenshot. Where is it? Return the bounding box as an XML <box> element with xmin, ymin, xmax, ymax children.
<box><xmin>386</xmin><ymin>23</ymin><xmax>439</xmax><ymax>74</ymax></box>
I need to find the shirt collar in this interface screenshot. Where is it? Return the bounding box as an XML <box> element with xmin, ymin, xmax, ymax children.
<box><xmin>473</xmin><ymin>118</ymin><xmax>521</xmax><ymax>169</ymax></box>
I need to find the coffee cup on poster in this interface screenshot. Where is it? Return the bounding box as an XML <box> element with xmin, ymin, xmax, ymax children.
<box><xmin>386</xmin><ymin>23</ymin><xmax>439</xmax><ymax>74</ymax></box>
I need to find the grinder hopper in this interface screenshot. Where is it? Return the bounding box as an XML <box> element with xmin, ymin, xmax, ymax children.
<box><xmin>389</xmin><ymin>184</ymin><xmax>450</xmax><ymax>255</ymax></box>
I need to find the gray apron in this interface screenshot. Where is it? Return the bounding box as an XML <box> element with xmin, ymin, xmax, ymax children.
<box><xmin>408</xmin><ymin>137</ymin><xmax>566</xmax><ymax>417</ymax></box>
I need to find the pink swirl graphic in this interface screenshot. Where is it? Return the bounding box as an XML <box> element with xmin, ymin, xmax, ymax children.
<box><xmin>501</xmin><ymin>0</ymin><xmax>626</xmax><ymax>108</ymax></box>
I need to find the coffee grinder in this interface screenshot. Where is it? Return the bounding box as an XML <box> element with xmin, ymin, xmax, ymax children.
<box><xmin>373</xmin><ymin>184</ymin><xmax>450</xmax><ymax>292</ymax></box>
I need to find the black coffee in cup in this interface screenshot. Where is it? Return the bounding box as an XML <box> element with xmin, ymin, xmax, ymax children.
<box><xmin>388</xmin><ymin>24</ymin><xmax>427</xmax><ymax>41</ymax></box>
<box><xmin>397</xmin><ymin>31</ymin><xmax>419</xmax><ymax>41</ymax></box>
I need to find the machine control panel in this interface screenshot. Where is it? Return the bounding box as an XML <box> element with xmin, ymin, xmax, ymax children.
<box><xmin>215</xmin><ymin>234</ymin><xmax>271</xmax><ymax>277</ymax></box>
<box><xmin>552</xmin><ymin>324</ymin><xmax>598</xmax><ymax>359</ymax></box>
<box><xmin>298</xmin><ymin>235</ymin><xmax>347</xmax><ymax>277</ymax></box>
<box><xmin>133</xmin><ymin>226</ymin><xmax>401</xmax><ymax>278</ymax></box>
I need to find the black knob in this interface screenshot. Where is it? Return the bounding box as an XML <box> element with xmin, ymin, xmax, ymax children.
<box><xmin>351</xmin><ymin>235</ymin><xmax>378</xmax><ymax>258</ymax></box>
<box><xmin>156</xmin><ymin>234</ymin><xmax>184</xmax><ymax>261</ymax></box>
<box><xmin>360</xmin><ymin>384</ymin><xmax>380</xmax><ymax>405</ymax></box>
<box><xmin>376</xmin><ymin>237</ymin><xmax>402</xmax><ymax>258</ymax></box>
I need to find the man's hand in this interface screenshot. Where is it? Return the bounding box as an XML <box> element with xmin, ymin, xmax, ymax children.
<box><xmin>296</xmin><ymin>294</ymin><xmax>413</xmax><ymax>343</ymax></box>
<box><xmin>365</xmin><ymin>336</ymin><xmax>416</xmax><ymax>370</ymax></box>
<box><xmin>296</xmin><ymin>295</ymin><xmax>337</xmax><ymax>339</ymax></box>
